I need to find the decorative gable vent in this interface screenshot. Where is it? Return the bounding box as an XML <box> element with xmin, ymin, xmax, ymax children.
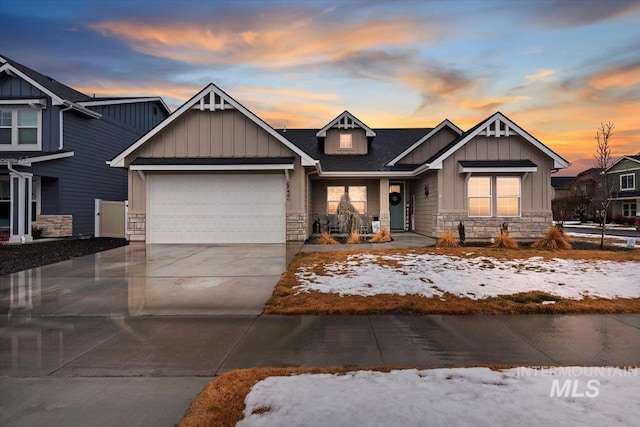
<box><xmin>316</xmin><ymin>111</ymin><xmax>376</xmax><ymax>138</ymax></box>
<box><xmin>193</xmin><ymin>89</ymin><xmax>234</xmax><ymax>111</ymax></box>
<box><xmin>482</xmin><ymin>117</ymin><xmax>511</xmax><ymax>137</ymax></box>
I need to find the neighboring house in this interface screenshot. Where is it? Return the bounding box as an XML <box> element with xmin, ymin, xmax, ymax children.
<box><xmin>552</xmin><ymin>168</ymin><xmax>604</xmax><ymax>222</ymax></box>
<box><xmin>109</xmin><ymin>83</ymin><xmax>569</xmax><ymax>244</ymax></box>
<box><xmin>551</xmin><ymin>176</ymin><xmax>575</xmax><ymax>221</ymax></box>
<box><xmin>0</xmin><ymin>55</ymin><xmax>170</xmax><ymax>242</ymax></box>
<box><xmin>607</xmin><ymin>154</ymin><xmax>640</xmax><ymax>220</ymax></box>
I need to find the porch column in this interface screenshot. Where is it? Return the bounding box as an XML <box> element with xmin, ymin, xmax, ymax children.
<box><xmin>379</xmin><ymin>178</ymin><xmax>390</xmax><ymax>231</ymax></box>
<box><xmin>9</xmin><ymin>171</ymin><xmax>33</xmax><ymax>243</ymax></box>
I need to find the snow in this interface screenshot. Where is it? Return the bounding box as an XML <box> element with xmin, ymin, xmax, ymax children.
<box><xmin>295</xmin><ymin>253</ymin><xmax>640</xmax><ymax>299</ymax></box>
<box><xmin>239</xmin><ymin>367</ymin><xmax>640</xmax><ymax>427</ymax></box>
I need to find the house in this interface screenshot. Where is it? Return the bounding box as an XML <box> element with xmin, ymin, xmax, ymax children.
<box><xmin>606</xmin><ymin>154</ymin><xmax>640</xmax><ymax>220</ymax></box>
<box><xmin>0</xmin><ymin>55</ymin><xmax>170</xmax><ymax>242</ymax></box>
<box><xmin>551</xmin><ymin>168</ymin><xmax>604</xmax><ymax>222</ymax></box>
<box><xmin>109</xmin><ymin>83</ymin><xmax>569</xmax><ymax>244</ymax></box>
<box><xmin>551</xmin><ymin>176</ymin><xmax>575</xmax><ymax>220</ymax></box>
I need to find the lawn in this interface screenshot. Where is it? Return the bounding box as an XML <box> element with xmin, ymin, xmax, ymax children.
<box><xmin>179</xmin><ymin>366</ymin><xmax>639</xmax><ymax>427</ymax></box>
<box><xmin>265</xmin><ymin>246</ymin><xmax>640</xmax><ymax>314</ymax></box>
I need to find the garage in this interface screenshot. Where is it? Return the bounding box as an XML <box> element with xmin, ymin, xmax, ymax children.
<box><xmin>147</xmin><ymin>173</ymin><xmax>286</xmax><ymax>244</ymax></box>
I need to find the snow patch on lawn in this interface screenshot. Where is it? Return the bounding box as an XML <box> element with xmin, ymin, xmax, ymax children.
<box><xmin>239</xmin><ymin>368</ymin><xmax>639</xmax><ymax>427</ymax></box>
<box><xmin>295</xmin><ymin>253</ymin><xmax>640</xmax><ymax>299</ymax></box>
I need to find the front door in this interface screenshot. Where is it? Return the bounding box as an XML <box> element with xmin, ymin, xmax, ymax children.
<box><xmin>389</xmin><ymin>183</ymin><xmax>404</xmax><ymax>230</ymax></box>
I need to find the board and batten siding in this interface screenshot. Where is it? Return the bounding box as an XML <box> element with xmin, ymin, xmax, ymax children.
<box><xmin>134</xmin><ymin>109</ymin><xmax>294</xmax><ymax>159</ymax></box>
<box><xmin>93</xmin><ymin>101</ymin><xmax>166</xmax><ymax>135</ymax></box>
<box><xmin>397</xmin><ymin>127</ymin><xmax>459</xmax><ymax>165</ymax></box>
<box><xmin>324</xmin><ymin>128</ymin><xmax>368</xmax><ymax>155</ymax></box>
<box><xmin>409</xmin><ymin>171</ymin><xmax>439</xmax><ymax>236</ymax></box>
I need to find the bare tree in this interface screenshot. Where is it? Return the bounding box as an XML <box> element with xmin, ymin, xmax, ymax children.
<box><xmin>591</xmin><ymin>122</ymin><xmax>615</xmax><ymax>249</ymax></box>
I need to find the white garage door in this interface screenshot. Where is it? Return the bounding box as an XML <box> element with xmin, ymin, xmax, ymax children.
<box><xmin>147</xmin><ymin>174</ymin><xmax>286</xmax><ymax>244</ymax></box>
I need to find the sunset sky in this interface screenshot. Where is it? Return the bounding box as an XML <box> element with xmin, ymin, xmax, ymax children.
<box><xmin>1</xmin><ymin>0</ymin><xmax>639</xmax><ymax>175</ymax></box>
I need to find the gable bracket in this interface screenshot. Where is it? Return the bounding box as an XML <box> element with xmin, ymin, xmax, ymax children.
<box><xmin>484</xmin><ymin>117</ymin><xmax>511</xmax><ymax>138</ymax></box>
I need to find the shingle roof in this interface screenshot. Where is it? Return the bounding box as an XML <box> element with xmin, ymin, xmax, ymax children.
<box><xmin>283</xmin><ymin>128</ymin><xmax>432</xmax><ymax>172</ymax></box>
<box><xmin>458</xmin><ymin>160</ymin><xmax>537</xmax><ymax>168</ymax></box>
<box><xmin>1</xmin><ymin>54</ymin><xmax>91</xmax><ymax>102</ymax></box>
<box><xmin>551</xmin><ymin>176</ymin><xmax>575</xmax><ymax>189</ymax></box>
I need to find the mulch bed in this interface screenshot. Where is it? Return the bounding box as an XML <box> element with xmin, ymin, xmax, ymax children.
<box><xmin>0</xmin><ymin>237</ymin><xmax>128</xmax><ymax>276</ymax></box>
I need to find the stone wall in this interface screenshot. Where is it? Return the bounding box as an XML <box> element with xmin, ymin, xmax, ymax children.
<box><xmin>435</xmin><ymin>212</ymin><xmax>553</xmax><ymax>241</ymax></box>
<box><xmin>127</xmin><ymin>213</ymin><xmax>146</xmax><ymax>242</ymax></box>
<box><xmin>287</xmin><ymin>213</ymin><xmax>308</xmax><ymax>241</ymax></box>
<box><xmin>378</xmin><ymin>211</ymin><xmax>390</xmax><ymax>232</ymax></box>
<box><xmin>36</xmin><ymin>215</ymin><xmax>72</xmax><ymax>237</ymax></box>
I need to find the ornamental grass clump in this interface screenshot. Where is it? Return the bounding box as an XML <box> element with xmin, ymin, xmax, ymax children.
<box><xmin>436</xmin><ymin>231</ymin><xmax>459</xmax><ymax>248</ymax></box>
<box><xmin>531</xmin><ymin>226</ymin><xmax>572</xmax><ymax>250</ymax></box>
<box><xmin>347</xmin><ymin>231</ymin><xmax>361</xmax><ymax>244</ymax></box>
<box><xmin>491</xmin><ymin>222</ymin><xmax>518</xmax><ymax>249</ymax></box>
<box><xmin>318</xmin><ymin>232</ymin><xmax>339</xmax><ymax>245</ymax></box>
<box><xmin>369</xmin><ymin>227</ymin><xmax>392</xmax><ymax>243</ymax></box>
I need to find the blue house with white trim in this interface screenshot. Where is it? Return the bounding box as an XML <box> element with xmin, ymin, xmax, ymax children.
<box><xmin>0</xmin><ymin>54</ymin><xmax>170</xmax><ymax>242</ymax></box>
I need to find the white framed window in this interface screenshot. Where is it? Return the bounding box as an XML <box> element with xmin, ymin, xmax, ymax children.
<box><xmin>0</xmin><ymin>177</ymin><xmax>9</xmax><ymax>228</ymax></box>
<box><xmin>0</xmin><ymin>107</ymin><xmax>42</xmax><ymax>150</ymax></box>
<box><xmin>620</xmin><ymin>173</ymin><xmax>635</xmax><ymax>191</ymax></box>
<box><xmin>496</xmin><ymin>176</ymin><xmax>521</xmax><ymax>216</ymax></box>
<box><xmin>339</xmin><ymin>133</ymin><xmax>353</xmax><ymax>149</ymax></box>
<box><xmin>622</xmin><ymin>203</ymin><xmax>637</xmax><ymax>217</ymax></box>
<box><xmin>327</xmin><ymin>185</ymin><xmax>367</xmax><ymax>214</ymax></box>
<box><xmin>468</xmin><ymin>177</ymin><xmax>492</xmax><ymax>217</ymax></box>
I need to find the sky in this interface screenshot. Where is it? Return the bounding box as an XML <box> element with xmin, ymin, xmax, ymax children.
<box><xmin>1</xmin><ymin>0</ymin><xmax>639</xmax><ymax>176</ymax></box>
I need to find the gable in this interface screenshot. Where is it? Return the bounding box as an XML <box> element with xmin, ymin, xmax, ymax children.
<box><xmin>134</xmin><ymin>108</ymin><xmax>294</xmax><ymax>159</ymax></box>
<box><xmin>0</xmin><ymin>72</ymin><xmax>48</xmax><ymax>98</ymax></box>
<box><xmin>316</xmin><ymin>111</ymin><xmax>376</xmax><ymax>138</ymax></box>
<box><xmin>607</xmin><ymin>157</ymin><xmax>640</xmax><ymax>173</ymax></box>
<box><xmin>397</xmin><ymin>126</ymin><xmax>460</xmax><ymax>165</ymax></box>
<box><xmin>324</xmin><ymin>128</ymin><xmax>368</xmax><ymax>155</ymax></box>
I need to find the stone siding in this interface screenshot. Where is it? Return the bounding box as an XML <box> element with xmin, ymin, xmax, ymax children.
<box><xmin>287</xmin><ymin>213</ymin><xmax>308</xmax><ymax>241</ymax></box>
<box><xmin>36</xmin><ymin>215</ymin><xmax>73</xmax><ymax>237</ymax></box>
<box><xmin>435</xmin><ymin>212</ymin><xmax>553</xmax><ymax>241</ymax></box>
<box><xmin>127</xmin><ymin>213</ymin><xmax>146</xmax><ymax>242</ymax></box>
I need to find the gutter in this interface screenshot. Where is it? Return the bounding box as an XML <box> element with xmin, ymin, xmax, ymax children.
<box><xmin>59</xmin><ymin>103</ymin><xmax>74</xmax><ymax>150</ymax></box>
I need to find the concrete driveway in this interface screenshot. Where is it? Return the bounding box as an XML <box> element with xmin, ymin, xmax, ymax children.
<box><xmin>2</xmin><ymin>242</ymin><xmax>300</xmax><ymax>317</ymax></box>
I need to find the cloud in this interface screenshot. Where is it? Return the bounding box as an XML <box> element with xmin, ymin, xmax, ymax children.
<box><xmin>521</xmin><ymin>0</ymin><xmax>640</xmax><ymax>29</ymax></box>
<box><xmin>587</xmin><ymin>62</ymin><xmax>640</xmax><ymax>90</ymax></box>
<box><xmin>526</xmin><ymin>69</ymin><xmax>555</xmax><ymax>81</ymax></box>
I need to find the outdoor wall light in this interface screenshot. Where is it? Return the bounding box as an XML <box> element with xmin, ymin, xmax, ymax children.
<box><xmin>424</xmin><ymin>185</ymin><xmax>430</xmax><ymax>198</ymax></box>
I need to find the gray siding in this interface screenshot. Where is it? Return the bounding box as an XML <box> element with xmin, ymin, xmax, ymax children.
<box><xmin>398</xmin><ymin>127</ymin><xmax>459</xmax><ymax>165</ymax></box>
<box><xmin>92</xmin><ymin>101</ymin><xmax>165</xmax><ymax>135</ymax></box>
<box><xmin>324</xmin><ymin>128</ymin><xmax>368</xmax><ymax>154</ymax></box>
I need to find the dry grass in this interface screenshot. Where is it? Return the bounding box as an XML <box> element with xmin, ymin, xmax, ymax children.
<box><xmin>436</xmin><ymin>231</ymin><xmax>459</xmax><ymax>248</ymax></box>
<box><xmin>317</xmin><ymin>232</ymin><xmax>339</xmax><ymax>245</ymax></box>
<box><xmin>347</xmin><ymin>231</ymin><xmax>361</xmax><ymax>244</ymax></box>
<box><xmin>264</xmin><ymin>247</ymin><xmax>640</xmax><ymax>315</ymax></box>
<box><xmin>369</xmin><ymin>227</ymin><xmax>392</xmax><ymax>243</ymax></box>
<box><xmin>490</xmin><ymin>231</ymin><xmax>519</xmax><ymax>249</ymax></box>
<box><xmin>532</xmin><ymin>226</ymin><xmax>572</xmax><ymax>250</ymax></box>
<box><xmin>179</xmin><ymin>365</ymin><xmax>515</xmax><ymax>426</ymax></box>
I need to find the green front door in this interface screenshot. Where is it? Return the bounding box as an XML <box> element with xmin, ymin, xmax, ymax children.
<box><xmin>389</xmin><ymin>183</ymin><xmax>404</xmax><ymax>230</ymax></box>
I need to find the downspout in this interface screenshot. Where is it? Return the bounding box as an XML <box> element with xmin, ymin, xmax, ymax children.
<box><xmin>59</xmin><ymin>103</ymin><xmax>73</xmax><ymax>150</ymax></box>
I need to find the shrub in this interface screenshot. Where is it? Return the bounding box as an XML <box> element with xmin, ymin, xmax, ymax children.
<box><xmin>369</xmin><ymin>227</ymin><xmax>392</xmax><ymax>243</ymax></box>
<box><xmin>347</xmin><ymin>231</ymin><xmax>361</xmax><ymax>244</ymax></box>
<box><xmin>531</xmin><ymin>226</ymin><xmax>572</xmax><ymax>250</ymax></box>
<box><xmin>436</xmin><ymin>231</ymin><xmax>459</xmax><ymax>248</ymax></box>
<box><xmin>458</xmin><ymin>221</ymin><xmax>465</xmax><ymax>244</ymax></box>
<box><xmin>318</xmin><ymin>232</ymin><xmax>339</xmax><ymax>245</ymax></box>
<box><xmin>490</xmin><ymin>231</ymin><xmax>519</xmax><ymax>249</ymax></box>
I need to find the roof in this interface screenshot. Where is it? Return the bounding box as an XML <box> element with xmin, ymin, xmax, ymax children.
<box><xmin>284</xmin><ymin>128</ymin><xmax>430</xmax><ymax>173</ymax></box>
<box><xmin>606</xmin><ymin>154</ymin><xmax>640</xmax><ymax>172</ymax></box>
<box><xmin>0</xmin><ymin>54</ymin><xmax>90</xmax><ymax>102</ymax></box>
<box><xmin>551</xmin><ymin>176</ymin><xmax>575</xmax><ymax>189</ymax></box>
<box><xmin>458</xmin><ymin>160</ymin><xmax>537</xmax><ymax>168</ymax></box>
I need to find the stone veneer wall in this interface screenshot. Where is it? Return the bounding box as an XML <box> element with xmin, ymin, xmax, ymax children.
<box><xmin>36</xmin><ymin>215</ymin><xmax>72</xmax><ymax>237</ymax></box>
<box><xmin>127</xmin><ymin>213</ymin><xmax>146</xmax><ymax>241</ymax></box>
<box><xmin>287</xmin><ymin>213</ymin><xmax>308</xmax><ymax>241</ymax></box>
<box><xmin>378</xmin><ymin>211</ymin><xmax>390</xmax><ymax>232</ymax></box>
<box><xmin>435</xmin><ymin>212</ymin><xmax>553</xmax><ymax>240</ymax></box>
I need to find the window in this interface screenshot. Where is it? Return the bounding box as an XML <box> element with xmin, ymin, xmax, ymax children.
<box><xmin>620</xmin><ymin>174</ymin><xmax>635</xmax><ymax>191</ymax></box>
<box><xmin>468</xmin><ymin>176</ymin><xmax>521</xmax><ymax>217</ymax></box>
<box><xmin>0</xmin><ymin>107</ymin><xmax>41</xmax><ymax>150</ymax></box>
<box><xmin>468</xmin><ymin>177</ymin><xmax>491</xmax><ymax>216</ymax></box>
<box><xmin>0</xmin><ymin>178</ymin><xmax>9</xmax><ymax>227</ymax></box>
<box><xmin>622</xmin><ymin>203</ymin><xmax>637</xmax><ymax>217</ymax></box>
<box><xmin>339</xmin><ymin>133</ymin><xmax>353</xmax><ymax>149</ymax></box>
<box><xmin>496</xmin><ymin>177</ymin><xmax>521</xmax><ymax>216</ymax></box>
<box><xmin>327</xmin><ymin>185</ymin><xmax>367</xmax><ymax>214</ymax></box>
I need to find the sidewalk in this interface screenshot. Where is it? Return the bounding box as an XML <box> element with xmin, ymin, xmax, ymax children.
<box><xmin>2</xmin><ymin>314</ymin><xmax>639</xmax><ymax>426</ymax></box>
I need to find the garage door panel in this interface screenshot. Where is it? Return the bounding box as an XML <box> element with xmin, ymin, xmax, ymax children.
<box><xmin>147</xmin><ymin>174</ymin><xmax>285</xmax><ymax>244</ymax></box>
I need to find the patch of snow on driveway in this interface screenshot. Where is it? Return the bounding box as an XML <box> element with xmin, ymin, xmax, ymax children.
<box><xmin>295</xmin><ymin>253</ymin><xmax>640</xmax><ymax>299</ymax></box>
<box><xmin>239</xmin><ymin>367</ymin><xmax>639</xmax><ymax>427</ymax></box>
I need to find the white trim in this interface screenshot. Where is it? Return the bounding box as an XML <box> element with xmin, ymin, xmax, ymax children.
<box><xmin>467</xmin><ymin>176</ymin><xmax>493</xmax><ymax>217</ymax></box>
<box><xmin>79</xmin><ymin>97</ymin><xmax>171</xmax><ymax>115</ymax></box>
<box><xmin>130</xmin><ymin>163</ymin><xmax>295</xmax><ymax>171</ymax></box>
<box><xmin>317</xmin><ymin>171</ymin><xmax>415</xmax><ymax>178</ymax></box>
<box><xmin>606</xmin><ymin>155</ymin><xmax>640</xmax><ymax>172</ymax></box>
<box><xmin>495</xmin><ymin>176</ymin><xmax>522</xmax><ymax>217</ymax></box>
<box><xmin>386</xmin><ymin>119</ymin><xmax>463</xmax><ymax>166</ymax></box>
<box><xmin>428</xmin><ymin>112</ymin><xmax>570</xmax><ymax>170</ymax></box>
<box><xmin>620</xmin><ymin>173</ymin><xmax>636</xmax><ymax>191</ymax></box>
<box><xmin>0</xmin><ymin>106</ymin><xmax>42</xmax><ymax>151</ymax></box>
<box><xmin>316</xmin><ymin>111</ymin><xmax>376</xmax><ymax>138</ymax></box>
<box><xmin>0</xmin><ymin>98</ymin><xmax>47</xmax><ymax>108</ymax></box>
<box><xmin>611</xmin><ymin>195</ymin><xmax>640</xmax><ymax>201</ymax></box>
<box><xmin>458</xmin><ymin>165</ymin><xmax>538</xmax><ymax>173</ymax></box>
<box><xmin>109</xmin><ymin>83</ymin><xmax>317</xmax><ymax>168</ymax></box>
<box><xmin>94</xmin><ymin>199</ymin><xmax>101</xmax><ymax>238</ymax></box>
<box><xmin>0</xmin><ymin>151</ymin><xmax>74</xmax><ymax>166</ymax></box>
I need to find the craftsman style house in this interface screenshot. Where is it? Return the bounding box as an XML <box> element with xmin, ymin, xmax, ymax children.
<box><xmin>0</xmin><ymin>55</ymin><xmax>169</xmax><ymax>242</ymax></box>
<box><xmin>607</xmin><ymin>154</ymin><xmax>639</xmax><ymax>220</ymax></box>
<box><xmin>110</xmin><ymin>83</ymin><xmax>569</xmax><ymax>244</ymax></box>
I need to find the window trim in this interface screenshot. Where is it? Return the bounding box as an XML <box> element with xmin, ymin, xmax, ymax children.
<box><xmin>326</xmin><ymin>185</ymin><xmax>367</xmax><ymax>214</ymax></box>
<box><xmin>620</xmin><ymin>173</ymin><xmax>635</xmax><ymax>191</ymax></box>
<box><xmin>0</xmin><ymin>106</ymin><xmax>42</xmax><ymax>151</ymax></box>
<box><xmin>622</xmin><ymin>202</ymin><xmax>637</xmax><ymax>217</ymax></box>
<box><xmin>467</xmin><ymin>175</ymin><xmax>522</xmax><ymax>218</ymax></box>
<box><xmin>495</xmin><ymin>176</ymin><xmax>522</xmax><ymax>217</ymax></box>
<box><xmin>467</xmin><ymin>176</ymin><xmax>492</xmax><ymax>217</ymax></box>
<box><xmin>339</xmin><ymin>133</ymin><xmax>353</xmax><ymax>150</ymax></box>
